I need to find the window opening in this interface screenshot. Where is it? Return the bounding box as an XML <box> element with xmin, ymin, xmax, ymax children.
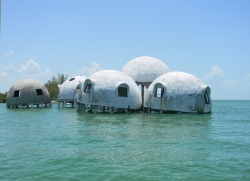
<box><xmin>69</xmin><ymin>78</ymin><xmax>75</xmax><ymax>81</ymax></box>
<box><xmin>36</xmin><ymin>89</ymin><xmax>43</xmax><ymax>96</ymax></box>
<box><xmin>154</xmin><ymin>87</ymin><xmax>164</xmax><ymax>98</ymax></box>
<box><xmin>84</xmin><ymin>84</ymin><xmax>92</xmax><ymax>93</ymax></box>
<box><xmin>118</xmin><ymin>87</ymin><xmax>128</xmax><ymax>97</ymax></box>
<box><xmin>204</xmin><ymin>91</ymin><xmax>210</xmax><ymax>104</ymax></box>
<box><xmin>14</xmin><ymin>90</ymin><xmax>21</xmax><ymax>97</ymax></box>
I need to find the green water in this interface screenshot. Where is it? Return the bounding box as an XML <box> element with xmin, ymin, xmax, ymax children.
<box><xmin>0</xmin><ymin>101</ymin><xmax>249</xmax><ymax>180</ymax></box>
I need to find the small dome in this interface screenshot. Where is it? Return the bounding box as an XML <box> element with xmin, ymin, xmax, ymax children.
<box><xmin>6</xmin><ymin>79</ymin><xmax>51</xmax><ymax>108</ymax></box>
<box><xmin>122</xmin><ymin>56</ymin><xmax>170</xmax><ymax>86</ymax></box>
<box><xmin>58</xmin><ymin>76</ymin><xmax>87</xmax><ymax>101</ymax></box>
<box><xmin>144</xmin><ymin>72</ymin><xmax>211</xmax><ymax>113</ymax></box>
<box><xmin>77</xmin><ymin>70</ymin><xmax>142</xmax><ymax>110</ymax></box>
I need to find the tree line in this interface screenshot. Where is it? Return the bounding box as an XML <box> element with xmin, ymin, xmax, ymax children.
<box><xmin>44</xmin><ymin>73</ymin><xmax>68</xmax><ymax>100</ymax></box>
<box><xmin>0</xmin><ymin>73</ymin><xmax>68</xmax><ymax>103</ymax></box>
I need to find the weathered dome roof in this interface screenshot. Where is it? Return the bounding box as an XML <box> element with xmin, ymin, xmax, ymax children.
<box><xmin>78</xmin><ymin>70</ymin><xmax>142</xmax><ymax>109</ymax></box>
<box><xmin>89</xmin><ymin>70</ymin><xmax>139</xmax><ymax>90</ymax></box>
<box><xmin>122</xmin><ymin>56</ymin><xmax>170</xmax><ymax>85</ymax></box>
<box><xmin>6</xmin><ymin>79</ymin><xmax>50</xmax><ymax>107</ymax></box>
<box><xmin>58</xmin><ymin>76</ymin><xmax>87</xmax><ymax>100</ymax></box>
<box><xmin>148</xmin><ymin>72</ymin><xmax>207</xmax><ymax>95</ymax></box>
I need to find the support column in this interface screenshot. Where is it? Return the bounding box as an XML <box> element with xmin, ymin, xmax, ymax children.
<box><xmin>82</xmin><ymin>104</ymin><xmax>85</xmax><ymax>113</ymax></box>
<box><xmin>58</xmin><ymin>101</ymin><xmax>60</xmax><ymax>108</ymax></box>
<box><xmin>94</xmin><ymin>105</ymin><xmax>98</xmax><ymax>114</ymax></box>
<box><xmin>141</xmin><ymin>85</ymin><xmax>145</xmax><ymax>111</ymax></box>
<box><xmin>73</xmin><ymin>100</ymin><xmax>77</xmax><ymax>108</ymax></box>
<box><xmin>110</xmin><ymin>106</ymin><xmax>114</xmax><ymax>114</ymax></box>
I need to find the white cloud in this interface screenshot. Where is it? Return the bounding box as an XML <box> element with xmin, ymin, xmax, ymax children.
<box><xmin>18</xmin><ymin>59</ymin><xmax>51</xmax><ymax>77</ymax></box>
<box><xmin>223</xmin><ymin>79</ymin><xmax>239</xmax><ymax>85</ymax></box>
<box><xmin>5</xmin><ymin>50</ymin><xmax>14</xmax><ymax>56</ymax></box>
<box><xmin>203</xmin><ymin>65</ymin><xmax>224</xmax><ymax>81</ymax></box>
<box><xmin>19</xmin><ymin>59</ymin><xmax>41</xmax><ymax>74</ymax></box>
<box><xmin>244</xmin><ymin>73</ymin><xmax>250</xmax><ymax>80</ymax></box>
<box><xmin>78</xmin><ymin>62</ymin><xmax>103</xmax><ymax>76</ymax></box>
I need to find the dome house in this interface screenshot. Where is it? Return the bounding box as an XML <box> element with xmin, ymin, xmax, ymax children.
<box><xmin>77</xmin><ymin>70</ymin><xmax>142</xmax><ymax>113</ymax></box>
<box><xmin>144</xmin><ymin>72</ymin><xmax>211</xmax><ymax>113</ymax></box>
<box><xmin>58</xmin><ymin>76</ymin><xmax>87</xmax><ymax>108</ymax></box>
<box><xmin>6</xmin><ymin>79</ymin><xmax>51</xmax><ymax>109</ymax></box>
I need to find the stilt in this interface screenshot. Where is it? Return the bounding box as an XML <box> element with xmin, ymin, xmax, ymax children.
<box><xmin>82</xmin><ymin>104</ymin><xmax>85</xmax><ymax>113</ymax></box>
<box><xmin>77</xmin><ymin>103</ymin><xmax>80</xmax><ymax>113</ymax></box>
<box><xmin>110</xmin><ymin>106</ymin><xmax>114</xmax><ymax>114</ymax></box>
<box><xmin>102</xmin><ymin>106</ymin><xmax>105</xmax><ymax>113</ymax></box>
<box><xmin>73</xmin><ymin>100</ymin><xmax>77</xmax><ymax>108</ymax></box>
<box><xmin>141</xmin><ymin>85</ymin><xmax>145</xmax><ymax>111</ymax></box>
<box><xmin>147</xmin><ymin>108</ymin><xmax>151</xmax><ymax>114</ymax></box>
<box><xmin>58</xmin><ymin>101</ymin><xmax>60</xmax><ymax>108</ymax></box>
<box><xmin>94</xmin><ymin>106</ymin><xmax>98</xmax><ymax>114</ymax></box>
<box><xmin>126</xmin><ymin>105</ymin><xmax>130</xmax><ymax>114</ymax></box>
<box><xmin>37</xmin><ymin>104</ymin><xmax>39</xmax><ymax>108</ymax></box>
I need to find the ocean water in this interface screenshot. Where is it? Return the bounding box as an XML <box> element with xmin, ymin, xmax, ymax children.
<box><xmin>0</xmin><ymin>100</ymin><xmax>249</xmax><ymax>180</ymax></box>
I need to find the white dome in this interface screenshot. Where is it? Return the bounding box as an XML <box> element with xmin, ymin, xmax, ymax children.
<box><xmin>144</xmin><ymin>72</ymin><xmax>211</xmax><ymax>113</ymax></box>
<box><xmin>6</xmin><ymin>79</ymin><xmax>50</xmax><ymax>108</ymax></box>
<box><xmin>122</xmin><ymin>56</ymin><xmax>170</xmax><ymax>86</ymax></box>
<box><xmin>58</xmin><ymin>76</ymin><xmax>87</xmax><ymax>101</ymax></box>
<box><xmin>77</xmin><ymin>70</ymin><xmax>142</xmax><ymax>109</ymax></box>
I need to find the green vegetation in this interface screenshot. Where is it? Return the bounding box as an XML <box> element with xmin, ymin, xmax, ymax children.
<box><xmin>45</xmin><ymin>73</ymin><xmax>68</xmax><ymax>100</ymax></box>
<box><xmin>0</xmin><ymin>92</ymin><xmax>7</xmax><ymax>103</ymax></box>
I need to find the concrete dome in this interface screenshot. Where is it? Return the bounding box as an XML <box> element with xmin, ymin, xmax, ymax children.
<box><xmin>77</xmin><ymin>70</ymin><xmax>142</xmax><ymax>112</ymax></box>
<box><xmin>6</xmin><ymin>79</ymin><xmax>51</xmax><ymax>108</ymax></box>
<box><xmin>144</xmin><ymin>72</ymin><xmax>211</xmax><ymax>113</ymax></box>
<box><xmin>58</xmin><ymin>76</ymin><xmax>87</xmax><ymax>101</ymax></box>
<box><xmin>58</xmin><ymin>76</ymin><xmax>87</xmax><ymax>108</ymax></box>
<box><xmin>122</xmin><ymin>56</ymin><xmax>170</xmax><ymax>87</ymax></box>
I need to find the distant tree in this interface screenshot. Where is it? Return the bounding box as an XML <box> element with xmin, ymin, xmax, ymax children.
<box><xmin>45</xmin><ymin>73</ymin><xmax>68</xmax><ymax>100</ymax></box>
<box><xmin>0</xmin><ymin>92</ymin><xmax>7</xmax><ymax>103</ymax></box>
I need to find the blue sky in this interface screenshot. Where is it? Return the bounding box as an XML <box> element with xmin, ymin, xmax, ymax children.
<box><xmin>1</xmin><ymin>0</ymin><xmax>250</xmax><ymax>99</ymax></box>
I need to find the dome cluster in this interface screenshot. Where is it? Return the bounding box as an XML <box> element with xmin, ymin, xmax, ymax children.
<box><xmin>6</xmin><ymin>56</ymin><xmax>211</xmax><ymax>113</ymax></box>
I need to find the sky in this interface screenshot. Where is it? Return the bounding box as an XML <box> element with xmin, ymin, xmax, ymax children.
<box><xmin>0</xmin><ymin>0</ymin><xmax>250</xmax><ymax>100</ymax></box>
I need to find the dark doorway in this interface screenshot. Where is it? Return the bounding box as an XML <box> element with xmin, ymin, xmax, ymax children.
<box><xmin>84</xmin><ymin>84</ymin><xmax>92</xmax><ymax>93</ymax></box>
<box><xmin>154</xmin><ymin>87</ymin><xmax>164</xmax><ymax>98</ymax></box>
<box><xmin>118</xmin><ymin>87</ymin><xmax>128</xmax><ymax>97</ymax></box>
